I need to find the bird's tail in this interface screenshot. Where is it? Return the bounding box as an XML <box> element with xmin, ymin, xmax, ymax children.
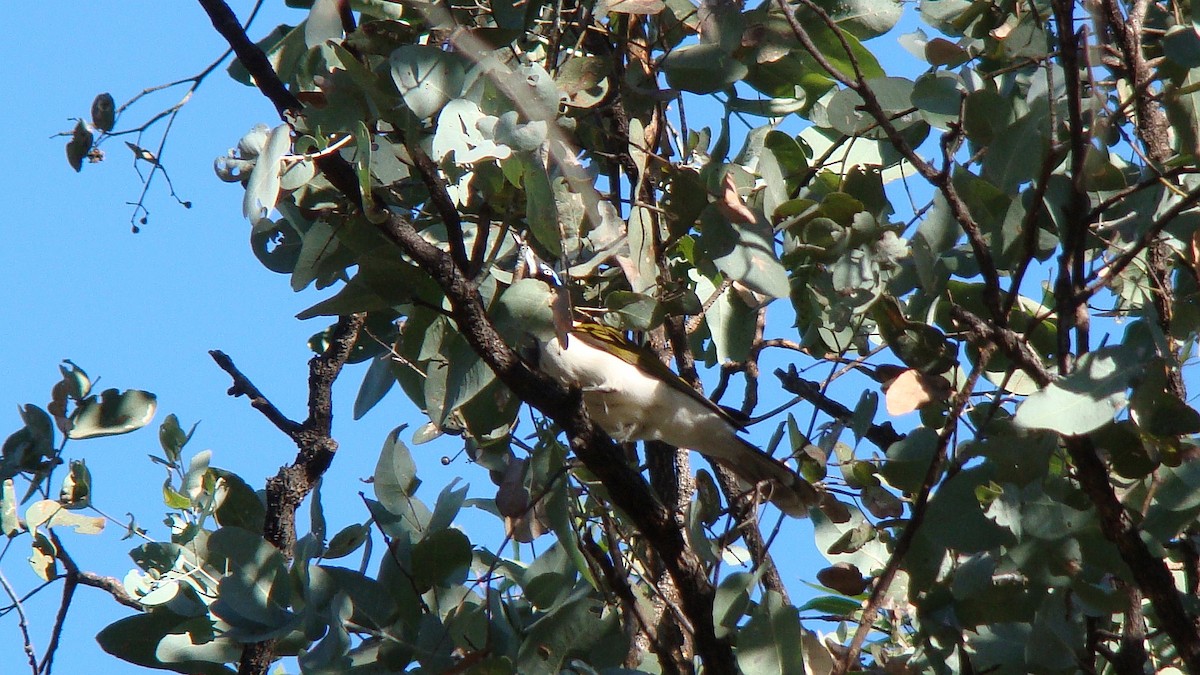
<box><xmin>709</xmin><ymin>435</ymin><xmax>818</xmax><ymax>518</ymax></box>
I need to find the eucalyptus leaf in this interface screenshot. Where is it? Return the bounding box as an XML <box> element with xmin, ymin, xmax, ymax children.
<box><xmin>390</xmin><ymin>45</ymin><xmax>468</xmax><ymax>120</ymax></box>
<box><xmin>69</xmin><ymin>388</ymin><xmax>157</xmax><ymax>439</ymax></box>
<box><xmin>1014</xmin><ymin>346</ymin><xmax>1141</xmax><ymax>436</ymax></box>
<box><xmin>242</xmin><ymin>124</ymin><xmax>291</xmax><ymax>225</ymax></box>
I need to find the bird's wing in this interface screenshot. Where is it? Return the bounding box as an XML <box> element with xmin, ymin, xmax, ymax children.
<box><xmin>569</xmin><ymin>322</ymin><xmax>747</xmax><ymax>430</ymax></box>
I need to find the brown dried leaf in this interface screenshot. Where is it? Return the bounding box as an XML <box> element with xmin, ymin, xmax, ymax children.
<box><xmin>884</xmin><ymin>369</ymin><xmax>950</xmax><ymax>416</ymax></box>
<box><xmin>1191</xmin><ymin>228</ymin><xmax>1200</xmax><ymax>281</ymax></box>
<box><xmin>817</xmin><ymin>562</ymin><xmax>869</xmax><ymax>596</ymax></box>
<box><xmin>603</xmin><ymin>0</ymin><xmax>665</xmax><ymax>14</ymax></box>
<box><xmin>716</xmin><ymin>172</ymin><xmax>756</xmax><ymax>224</ymax></box>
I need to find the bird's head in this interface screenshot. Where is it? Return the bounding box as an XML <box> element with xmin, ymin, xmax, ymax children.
<box><xmin>516</xmin><ymin>240</ymin><xmax>573</xmax><ymax>348</ymax></box>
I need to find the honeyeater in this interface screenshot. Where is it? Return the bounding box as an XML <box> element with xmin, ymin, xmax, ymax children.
<box><xmin>520</xmin><ymin>248</ymin><xmax>818</xmax><ymax>517</ymax></box>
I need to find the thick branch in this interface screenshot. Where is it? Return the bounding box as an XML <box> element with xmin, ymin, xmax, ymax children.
<box><xmin>195</xmin><ymin>2</ymin><xmax>735</xmax><ymax>671</ymax></box>
<box><xmin>950</xmin><ymin>305</ymin><xmax>1200</xmax><ymax>669</ymax></box>
<box><xmin>210</xmin><ymin>313</ymin><xmax>364</xmax><ymax>675</ymax></box>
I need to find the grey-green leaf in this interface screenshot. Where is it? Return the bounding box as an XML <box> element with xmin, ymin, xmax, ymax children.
<box><xmin>242</xmin><ymin>124</ymin><xmax>291</xmax><ymax>224</ymax></box>
<box><xmin>1014</xmin><ymin>346</ymin><xmax>1139</xmax><ymax>436</ymax></box>
<box><xmin>390</xmin><ymin>45</ymin><xmax>467</xmax><ymax>120</ymax></box>
<box><xmin>68</xmin><ymin>388</ymin><xmax>157</xmax><ymax>439</ymax></box>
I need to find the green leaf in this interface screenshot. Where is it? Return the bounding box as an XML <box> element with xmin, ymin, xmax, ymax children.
<box><xmin>690</xmin><ymin>268</ymin><xmax>755</xmax><ymax>363</ymax></box>
<box><xmin>1129</xmin><ymin>361</ymin><xmax>1200</xmax><ymax>437</ymax></box>
<box><xmin>604</xmin><ymin>291</ymin><xmax>660</xmax><ymax>331</ymax></box>
<box><xmin>373</xmin><ymin>428</ymin><xmax>432</xmax><ymax>537</ymax></box>
<box><xmin>304</xmin><ymin>0</ymin><xmax>344</xmax><ymax>48</ymax></box>
<box><xmin>714</xmin><ymin>571</ymin><xmax>758</xmax><ymax>638</ymax></box>
<box><xmin>290</xmin><ymin>219</ymin><xmax>339</xmax><ymax>292</ymax></box>
<box><xmin>250</xmin><ymin>219</ymin><xmax>303</xmax><ymax>275</ymax></box>
<box><xmin>0</xmin><ymin>479</ymin><xmax>21</xmax><ymax>536</ymax></box>
<box><xmin>213</xmin><ymin>469</ymin><xmax>266</xmax><ymax>533</ymax></box>
<box><xmin>523</xmin><ymin>157</ymin><xmax>561</xmax><ymax>257</ymax></box>
<box><xmin>980</xmin><ymin>110</ymin><xmax>1050</xmax><ymax>193</ymax></box>
<box><xmin>1014</xmin><ymin>346</ymin><xmax>1140</xmax><ymax>436</ymax></box>
<box><xmin>698</xmin><ymin>206</ymin><xmax>790</xmax><ymax>299</ymax></box>
<box><xmin>1166</xmin><ymin>25</ymin><xmax>1200</xmax><ymax>68</ymax></box>
<box><xmin>411</xmin><ymin>527</ymin><xmax>472</xmax><ymax>590</ymax></box>
<box><xmin>68</xmin><ymin>387</ymin><xmax>157</xmax><ymax>440</ymax></box>
<box><xmin>158</xmin><ymin>414</ymin><xmax>196</xmax><ymax>465</ymax></box>
<box><xmin>162</xmin><ymin>478</ymin><xmax>192</xmax><ymax>509</ymax></box>
<box><xmin>390</xmin><ymin>45</ymin><xmax>468</xmax><ymax>120</ymax></box>
<box><xmin>317</xmin><ymin>565</ymin><xmax>400</xmax><ymax>629</ymax></box>
<box><xmin>25</xmin><ymin>499</ymin><xmax>105</xmax><ymax>534</ymax></box>
<box><xmin>59</xmin><ymin>459</ymin><xmax>91</xmax><ymax>508</ymax></box>
<box><xmin>375</xmin><ymin>426</ymin><xmax>420</xmax><ymax>502</ymax></box>
<box><xmin>493</xmin><ymin>278</ymin><xmax>557</xmax><ymax>344</ymax></box>
<box><xmin>797</xmin><ymin>594</ymin><xmax>863</xmax><ymax>615</ymax></box>
<box><xmin>661</xmin><ymin>43</ymin><xmax>747</xmax><ymax>94</ymax></box>
<box><xmin>736</xmin><ymin>591</ymin><xmax>804</xmax><ymax>675</ymax></box>
<box><xmin>516</xmin><ymin>595</ymin><xmax>607</xmax><ymax>675</ymax></box>
<box><xmin>324</xmin><ymin>523</ymin><xmax>370</xmax><ymax>559</ymax></box>
<box><xmin>426</xmin><ymin>478</ymin><xmax>468</xmax><ymax>534</ymax></box>
<box><xmin>811</xmin><ymin>0</ymin><xmax>902</xmax><ymax>39</ymax></box>
<box><xmin>825</xmin><ymin>78</ymin><xmax>921</xmax><ymax>138</ymax></box>
<box><xmin>422</xmin><ymin>321</ymin><xmax>497</xmax><ymax>429</ymax></box>
<box><xmin>208</xmin><ymin>527</ymin><xmax>296</xmax><ymax>640</ymax></box>
<box><xmin>881</xmin><ymin>427</ymin><xmax>937</xmax><ymax>493</ymax></box>
<box><xmin>98</xmin><ymin>611</ymin><xmax>238</xmax><ymax>675</ymax></box>
<box><xmin>354</xmin><ymin>354</ymin><xmax>397</xmax><ymax>420</ymax></box>
<box><xmin>228</xmin><ymin>24</ymin><xmax>306</xmax><ymax>87</ymax></box>
<box><xmin>911</xmin><ymin>71</ymin><xmax>964</xmax><ymax>130</ymax></box>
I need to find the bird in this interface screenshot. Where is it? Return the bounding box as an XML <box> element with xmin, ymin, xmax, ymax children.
<box><xmin>518</xmin><ymin>247</ymin><xmax>818</xmax><ymax>517</ymax></box>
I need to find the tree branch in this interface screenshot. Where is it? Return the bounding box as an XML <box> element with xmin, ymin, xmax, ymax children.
<box><xmin>76</xmin><ymin>572</ymin><xmax>143</xmax><ymax>612</ymax></box>
<box><xmin>774</xmin><ymin>367</ymin><xmax>905</xmax><ymax>452</ymax></box>
<box><xmin>949</xmin><ymin>304</ymin><xmax>1200</xmax><ymax>670</ymax></box>
<box><xmin>209</xmin><ymin>313</ymin><xmax>364</xmax><ymax>675</ymax></box>
<box><xmin>209</xmin><ymin>350</ymin><xmax>301</xmax><ymax>435</ymax></box>
<box><xmin>194</xmin><ymin>1</ymin><xmax>736</xmax><ymax>670</ymax></box>
<box><xmin>834</xmin><ymin>352</ymin><xmax>990</xmax><ymax>674</ymax></box>
<box><xmin>0</xmin><ymin>568</ymin><xmax>37</xmax><ymax>675</ymax></box>
<box><xmin>41</xmin><ymin>531</ymin><xmax>80</xmax><ymax>675</ymax></box>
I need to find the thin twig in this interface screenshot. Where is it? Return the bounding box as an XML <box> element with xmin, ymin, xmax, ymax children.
<box><xmin>209</xmin><ymin>350</ymin><xmax>302</xmax><ymax>436</ymax></box>
<box><xmin>0</xmin><ymin>568</ymin><xmax>38</xmax><ymax>674</ymax></box>
<box><xmin>40</xmin><ymin>531</ymin><xmax>80</xmax><ymax>675</ymax></box>
<box><xmin>835</xmin><ymin>350</ymin><xmax>991</xmax><ymax>673</ymax></box>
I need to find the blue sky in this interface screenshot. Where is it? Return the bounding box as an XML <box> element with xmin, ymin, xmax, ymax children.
<box><xmin>1</xmin><ymin>3</ymin><xmax>415</xmax><ymax>671</ymax></box>
<box><xmin>0</xmin><ymin>2</ymin><xmax>933</xmax><ymax>672</ymax></box>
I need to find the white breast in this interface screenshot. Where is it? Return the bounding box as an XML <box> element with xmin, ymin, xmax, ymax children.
<box><xmin>538</xmin><ymin>335</ymin><xmax>740</xmax><ymax>455</ymax></box>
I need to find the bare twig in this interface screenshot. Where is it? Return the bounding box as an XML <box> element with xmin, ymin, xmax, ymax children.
<box><xmin>0</xmin><ymin>568</ymin><xmax>38</xmax><ymax>674</ymax></box>
<box><xmin>209</xmin><ymin>350</ymin><xmax>302</xmax><ymax>435</ymax></box>
<box><xmin>774</xmin><ymin>368</ymin><xmax>904</xmax><ymax>452</ymax></box>
<box><xmin>76</xmin><ymin>572</ymin><xmax>143</xmax><ymax>612</ymax></box>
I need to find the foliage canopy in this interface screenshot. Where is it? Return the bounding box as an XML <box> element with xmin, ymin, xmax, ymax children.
<box><xmin>8</xmin><ymin>0</ymin><xmax>1200</xmax><ymax>672</ymax></box>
